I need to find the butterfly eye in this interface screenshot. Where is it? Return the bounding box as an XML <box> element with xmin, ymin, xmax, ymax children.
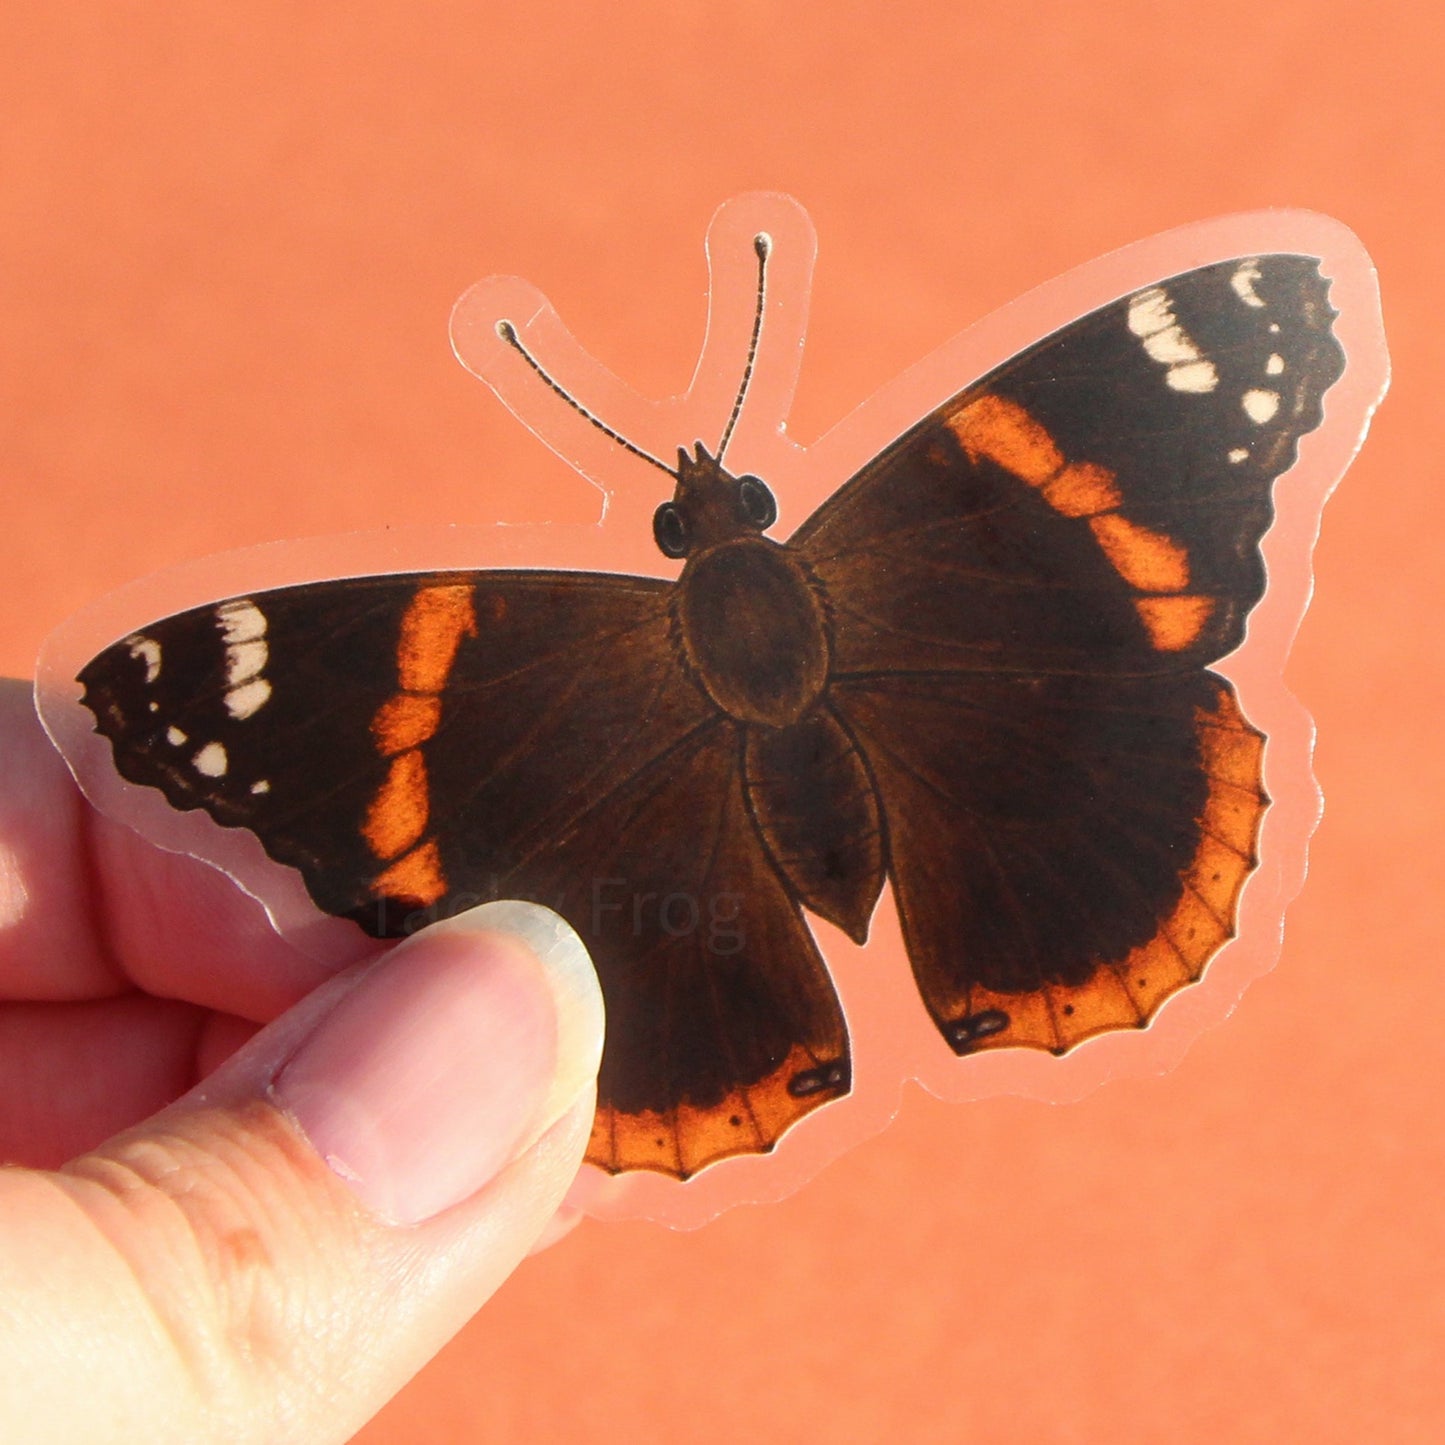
<box><xmin>653</xmin><ymin>502</ymin><xmax>690</xmax><ymax>558</ymax></box>
<box><xmin>737</xmin><ymin>476</ymin><xmax>778</xmax><ymax>529</ymax></box>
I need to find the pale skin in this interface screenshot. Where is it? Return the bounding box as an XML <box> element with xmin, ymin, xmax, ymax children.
<box><xmin>0</xmin><ymin>677</ymin><xmax>603</xmax><ymax>1444</ymax></box>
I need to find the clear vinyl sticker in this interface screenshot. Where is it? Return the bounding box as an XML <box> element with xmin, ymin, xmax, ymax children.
<box><xmin>37</xmin><ymin>194</ymin><xmax>1388</xmax><ymax>1228</ymax></box>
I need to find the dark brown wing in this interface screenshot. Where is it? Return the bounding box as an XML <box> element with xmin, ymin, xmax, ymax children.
<box><xmin>79</xmin><ymin>567</ymin><xmax>848</xmax><ymax>1175</ymax></box>
<box><xmin>515</xmin><ymin>720</ymin><xmax>849</xmax><ymax>1177</ymax></box>
<box><xmin>796</xmin><ymin>255</ymin><xmax>1341</xmax><ymax>1052</ymax></box>
<box><xmin>79</xmin><ymin>571</ymin><xmax>688</xmax><ymax>924</ymax></box>
<box><xmin>838</xmin><ymin>670</ymin><xmax>1265</xmax><ymax>1052</ymax></box>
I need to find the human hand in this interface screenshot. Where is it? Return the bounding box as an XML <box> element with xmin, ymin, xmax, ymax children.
<box><xmin>0</xmin><ymin>677</ymin><xmax>604</xmax><ymax>1443</ymax></box>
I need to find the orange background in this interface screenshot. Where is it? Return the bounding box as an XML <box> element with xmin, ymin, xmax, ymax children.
<box><xmin>2</xmin><ymin>5</ymin><xmax>1438</xmax><ymax>1442</ymax></box>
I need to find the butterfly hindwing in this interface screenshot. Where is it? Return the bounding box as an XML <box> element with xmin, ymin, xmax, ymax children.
<box><xmin>799</xmin><ymin>253</ymin><xmax>1339</xmax><ymax>1052</ymax></box>
<box><xmin>837</xmin><ymin>670</ymin><xmax>1265</xmax><ymax>1051</ymax></box>
<box><xmin>514</xmin><ymin>720</ymin><xmax>850</xmax><ymax>1176</ymax></box>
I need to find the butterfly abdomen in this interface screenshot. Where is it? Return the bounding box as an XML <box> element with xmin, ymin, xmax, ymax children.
<box><xmin>673</xmin><ymin>536</ymin><xmax>831</xmax><ymax>728</ymax></box>
<box><xmin>742</xmin><ymin>706</ymin><xmax>885</xmax><ymax>945</ymax></box>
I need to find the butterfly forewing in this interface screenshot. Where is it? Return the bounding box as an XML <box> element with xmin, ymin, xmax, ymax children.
<box><xmin>82</xmin><ymin>580</ymin><xmax>434</xmax><ymax>898</ymax></box>
<box><xmin>81</xmin><ymin>572</ymin><xmax>683</xmax><ymax>919</ymax></box>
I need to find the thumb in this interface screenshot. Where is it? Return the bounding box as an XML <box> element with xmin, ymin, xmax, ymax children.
<box><xmin>0</xmin><ymin>900</ymin><xmax>604</xmax><ymax>1445</ymax></box>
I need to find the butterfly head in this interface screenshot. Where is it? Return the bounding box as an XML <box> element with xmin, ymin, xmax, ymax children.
<box><xmin>652</xmin><ymin>443</ymin><xmax>778</xmax><ymax>559</ymax></box>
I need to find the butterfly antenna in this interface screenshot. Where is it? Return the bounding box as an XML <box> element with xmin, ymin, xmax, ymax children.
<box><xmin>716</xmin><ymin>232</ymin><xmax>770</xmax><ymax>463</ymax></box>
<box><xmin>495</xmin><ymin>320</ymin><xmax>675</xmax><ymax>477</ymax></box>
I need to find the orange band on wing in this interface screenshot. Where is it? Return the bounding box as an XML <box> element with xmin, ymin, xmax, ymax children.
<box><xmin>949</xmin><ymin>394</ymin><xmax>1217</xmax><ymax>650</ymax></box>
<box><xmin>1089</xmin><ymin>514</ymin><xmax>1191</xmax><ymax>592</ymax></box>
<box><xmin>397</xmin><ymin>584</ymin><xmax>478</xmax><ymax>693</ymax></box>
<box><xmin>1134</xmin><ymin>595</ymin><xmax>1216</xmax><ymax>651</ymax></box>
<box><xmin>948</xmin><ymin>394</ymin><xmax>1065</xmax><ymax>485</ymax></box>
<box><xmin>363</xmin><ymin>581</ymin><xmax>477</xmax><ymax>891</ymax></box>
<box><xmin>362</xmin><ymin>751</ymin><xmax>430</xmax><ymax>860</ymax></box>
<box><xmin>1040</xmin><ymin>461</ymin><xmax>1123</xmax><ymax>518</ymax></box>
<box><xmin>371</xmin><ymin>694</ymin><xmax>443</xmax><ymax>756</ymax></box>
<box><xmin>372</xmin><ymin>839</ymin><xmax>447</xmax><ymax>907</ymax></box>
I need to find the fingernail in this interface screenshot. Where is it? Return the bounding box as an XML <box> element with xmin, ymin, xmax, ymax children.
<box><xmin>272</xmin><ymin>901</ymin><xmax>604</xmax><ymax>1225</ymax></box>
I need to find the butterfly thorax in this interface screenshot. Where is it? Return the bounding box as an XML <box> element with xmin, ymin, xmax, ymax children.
<box><xmin>674</xmin><ymin>536</ymin><xmax>831</xmax><ymax>728</ymax></box>
<box><xmin>657</xmin><ymin>444</ymin><xmax>832</xmax><ymax>729</ymax></box>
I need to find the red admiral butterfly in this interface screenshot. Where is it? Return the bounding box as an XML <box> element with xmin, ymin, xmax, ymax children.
<box><xmin>61</xmin><ymin>201</ymin><xmax>1380</xmax><ymax>1190</ymax></box>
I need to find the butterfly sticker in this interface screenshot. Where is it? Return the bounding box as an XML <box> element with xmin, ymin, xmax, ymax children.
<box><xmin>41</xmin><ymin>196</ymin><xmax>1386</xmax><ymax>1224</ymax></box>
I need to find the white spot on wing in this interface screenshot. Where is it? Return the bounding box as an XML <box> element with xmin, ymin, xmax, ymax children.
<box><xmin>193</xmin><ymin>741</ymin><xmax>228</xmax><ymax>777</ymax></box>
<box><xmin>1228</xmin><ymin>447</ymin><xmax>1250</xmax><ymax>464</ymax></box>
<box><xmin>1231</xmin><ymin>260</ymin><xmax>1266</xmax><ymax>308</ymax></box>
<box><xmin>225</xmin><ymin>639</ymin><xmax>267</xmax><ymax>684</ymax></box>
<box><xmin>225</xmin><ymin>677</ymin><xmax>272</xmax><ymax>720</ymax></box>
<box><xmin>1243</xmin><ymin>388</ymin><xmax>1280</xmax><ymax>424</ymax></box>
<box><xmin>250</xmin><ymin>779</ymin><xmax>271</xmax><ymax>795</ymax></box>
<box><xmin>216</xmin><ymin>599</ymin><xmax>267</xmax><ymax>644</ymax></box>
<box><xmin>166</xmin><ymin>726</ymin><xmax>187</xmax><ymax>746</ymax></box>
<box><xmin>1134</xmin><ymin>319</ymin><xmax>1197</xmax><ymax>367</ymax></box>
<box><xmin>126</xmin><ymin>635</ymin><xmax>162</xmax><ymax>684</ymax></box>
<box><xmin>1166</xmin><ymin>361</ymin><xmax>1218</xmax><ymax>394</ymax></box>
<box><xmin>1265</xmin><ymin>353</ymin><xmax>1285</xmax><ymax>376</ymax></box>
<box><xmin>1128</xmin><ymin>288</ymin><xmax>1173</xmax><ymax>336</ymax></box>
<box><xmin>1127</xmin><ymin>286</ymin><xmax>1219</xmax><ymax>394</ymax></box>
<box><xmin>216</xmin><ymin>599</ymin><xmax>271</xmax><ymax>720</ymax></box>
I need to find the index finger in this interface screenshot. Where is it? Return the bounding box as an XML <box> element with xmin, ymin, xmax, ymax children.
<box><xmin>0</xmin><ymin>678</ymin><xmax>375</xmax><ymax>1019</ymax></box>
